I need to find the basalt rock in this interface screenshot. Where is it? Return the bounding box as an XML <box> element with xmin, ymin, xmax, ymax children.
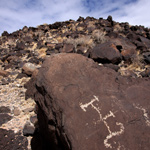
<box><xmin>90</xmin><ymin>42</ymin><xmax>122</xmax><ymax>64</ymax></box>
<box><xmin>29</xmin><ymin>53</ymin><xmax>150</xmax><ymax>150</ymax></box>
<box><xmin>0</xmin><ymin>128</ymin><xmax>28</xmax><ymax>150</ymax></box>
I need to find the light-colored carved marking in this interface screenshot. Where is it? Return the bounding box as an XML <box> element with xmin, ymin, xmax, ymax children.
<box><xmin>134</xmin><ymin>104</ymin><xmax>150</xmax><ymax>127</ymax></box>
<box><xmin>103</xmin><ymin>111</ymin><xmax>115</xmax><ymax>120</ymax></box>
<box><xmin>104</xmin><ymin>122</ymin><xmax>124</xmax><ymax>148</ymax></box>
<box><xmin>79</xmin><ymin>95</ymin><xmax>125</xmax><ymax>149</ymax></box>
<box><xmin>117</xmin><ymin>142</ymin><xmax>126</xmax><ymax>150</ymax></box>
<box><xmin>80</xmin><ymin>95</ymin><xmax>99</xmax><ymax>112</ymax></box>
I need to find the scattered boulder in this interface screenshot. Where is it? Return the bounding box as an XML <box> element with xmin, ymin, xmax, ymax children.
<box><xmin>103</xmin><ymin>63</ymin><xmax>119</xmax><ymax>71</ymax></box>
<box><xmin>23</xmin><ymin>122</ymin><xmax>35</xmax><ymax>136</ymax></box>
<box><xmin>60</xmin><ymin>44</ymin><xmax>74</xmax><ymax>53</ymax></box>
<box><xmin>143</xmin><ymin>52</ymin><xmax>150</xmax><ymax>63</ymax></box>
<box><xmin>2</xmin><ymin>31</ymin><xmax>9</xmax><ymax>36</ymax></box>
<box><xmin>121</xmin><ymin>49</ymin><xmax>137</xmax><ymax>61</ymax></box>
<box><xmin>30</xmin><ymin>53</ymin><xmax>150</xmax><ymax>150</ymax></box>
<box><xmin>0</xmin><ymin>70</ymin><xmax>9</xmax><ymax>77</ymax></box>
<box><xmin>90</xmin><ymin>42</ymin><xmax>122</xmax><ymax>64</ymax></box>
<box><xmin>13</xmin><ymin>107</ymin><xmax>21</xmax><ymax>116</ymax></box>
<box><xmin>16</xmin><ymin>41</ymin><xmax>26</xmax><ymax>50</ymax></box>
<box><xmin>0</xmin><ymin>106</ymin><xmax>11</xmax><ymax>113</ymax></box>
<box><xmin>1</xmin><ymin>78</ymin><xmax>9</xmax><ymax>85</ymax></box>
<box><xmin>140</xmin><ymin>68</ymin><xmax>150</xmax><ymax>77</ymax></box>
<box><xmin>30</xmin><ymin>115</ymin><xmax>38</xmax><ymax>125</ymax></box>
<box><xmin>22</xmin><ymin>62</ymin><xmax>38</xmax><ymax>76</ymax></box>
<box><xmin>0</xmin><ymin>114</ymin><xmax>12</xmax><ymax>125</ymax></box>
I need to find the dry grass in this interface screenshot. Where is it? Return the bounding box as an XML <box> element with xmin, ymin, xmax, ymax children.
<box><xmin>130</xmin><ymin>52</ymin><xmax>144</xmax><ymax>69</ymax></box>
<box><xmin>65</xmin><ymin>36</ymin><xmax>95</xmax><ymax>52</ymax></box>
<box><xmin>92</xmin><ymin>30</ymin><xmax>107</xmax><ymax>44</ymax></box>
<box><xmin>119</xmin><ymin>52</ymin><xmax>145</xmax><ymax>77</ymax></box>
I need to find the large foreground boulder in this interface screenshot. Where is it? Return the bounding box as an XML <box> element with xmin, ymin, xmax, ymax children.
<box><xmin>30</xmin><ymin>53</ymin><xmax>150</xmax><ymax>150</ymax></box>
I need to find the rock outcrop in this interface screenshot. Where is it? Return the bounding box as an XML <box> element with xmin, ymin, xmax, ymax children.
<box><xmin>29</xmin><ymin>53</ymin><xmax>150</xmax><ymax>150</ymax></box>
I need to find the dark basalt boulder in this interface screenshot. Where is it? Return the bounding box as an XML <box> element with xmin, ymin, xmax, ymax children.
<box><xmin>28</xmin><ymin>53</ymin><xmax>150</xmax><ymax>150</ymax></box>
<box><xmin>60</xmin><ymin>44</ymin><xmax>74</xmax><ymax>53</ymax></box>
<box><xmin>90</xmin><ymin>42</ymin><xmax>122</xmax><ymax>64</ymax></box>
<box><xmin>0</xmin><ymin>128</ymin><xmax>28</xmax><ymax>150</ymax></box>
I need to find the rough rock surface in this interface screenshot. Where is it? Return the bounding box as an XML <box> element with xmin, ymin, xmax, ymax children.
<box><xmin>0</xmin><ymin>15</ymin><xmax>150</xmax><ymax>149</ymax></box>
<box><xmin>0</xmin><ymin>128</ymin><xmax>28</xmax><ymax>150</ymax></box>
<box><xmin>90</xmin><ymin>42</ymin><xmax>122</xmax><ymax>64</ymax></box>
<box><xmin>30</xmin><ymin>53</ymin><xmax>150</xmax><ymax>150</ymax></box>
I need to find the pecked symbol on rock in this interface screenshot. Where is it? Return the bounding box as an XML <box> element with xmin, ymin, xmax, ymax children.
<box><xmin>80</xmin><ymin>95</ymin><xmax>125</xmax><ymax>149</ymax></box>
<box><xmin>27</xmin><ymin>53</ymin><xmax>150</xmax><ymax>150</ymax></box>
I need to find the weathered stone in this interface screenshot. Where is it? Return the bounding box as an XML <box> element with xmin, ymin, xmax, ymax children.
<box><xmin>103</xmin><ymin>63</ymin><xmax>119</xmax><ymax>71</ymax></box>
<box><xmin>2</xmin><ymin>31</ymin><xmax>9</xmax><ymax>36</ymax></box>
<box><xmin>22</xmin><ymin>62</ymin><xmax>37</xmax><ymax>76</ymax></box>
<box><xmin>140</xmin><ymin>68</ymin><xmax>150</xmax><ymax>77</ymax></box>
<box><xmin>0</xmin><ymin>70</ymin><xmax>9</xmax><ymax>77</ymax></box>
<box><xmin>0</xmin><ymin>128</ymin><xmax>28</xmax><ymax>149</ymax></box>
<box><xmin>90</xmin><ymin>42</ymin><xmax>122</xmax><ymax>64</ymax></box>
<box><xmin>77</xmin><ymin>16</ymin><xmax>85</xmax><ymax>22</ymax></box>
<box><xmin>107</xmin><ymin>15</ymin><xmax>113</xmax><ymax>22</ymax></box>
<box><xmin>121</xmin><ymin>49</ymin><xmax>137</xmax><ymax>61</ymax></box>
<box><xmin>16</xmin><ymin>72</ymin><xmax>28</xmax><ymax>79</ymax></box>
<box><xmin>0</xmin><ymin>106</ymin><xmax>11</xmax><ymax>113</ymax></box>
<box><xmin>16</xmin><ymin>41</ymin><xmax>26</xmax><ymax>50</ymax></box>
<box><xmin>139</xmin><ymin>36</ymin><xmax>150</xmax><ymax>49</ymax></box>
<box><xmin>30</xmin><ymin>115</ymin><xmax>38</xmax><ymax>125</ymax></box>
<box><xmin>25</xmin><ymin>68</ymin><xmax>39</xmax><ymax>99</ymax></box>
<box><xmin>1</xmin><ymin>78</ymin><xmax>9</xmax><ymax>85</ymax></box>
<box><xmin>111</xmin><ymin>37</ymin><xmax>136</xmax><ymax>51</ymax></box>
<box><xmin>23</xmin><ymin>122</ymin><xmax>35</xmax><ymax>136</ymax></box>
<box><xmin>13</xmin><ymin>107</ymin><xmax>21</xmax><ymax>116</ymax></box>
<box><xmin>29</xmin><ymin>53</ymin><xmax>150</xmax><ymax>150</ymax></box>
<box><xmin>0</xmin><ymin>114</ymin><xmax>12</xmax><ymax>125</ymax></box>
<box><xmin>23</xmin><ymin>107</ymin><xmax>34</xmax><ymax>113</ymax></box>
<box><xmin>60</xmin><ymin>44</ymin><xmax>74</xmax><ymax>53</ymax></box>
<box><xmin>143</xmin><ymin>52</ymin><xmax>150</xmax><ymax>63</ymax></box>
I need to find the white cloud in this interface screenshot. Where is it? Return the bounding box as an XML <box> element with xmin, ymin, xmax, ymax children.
<box><xmin>114</xmin><ymin>0</ymin><xmax>150</xmax><ymax>27</ymax></box>
<box><xmin>0</xmin><ymin>0</ymin><xmax>150</xmax><ymax>35</ymax></box>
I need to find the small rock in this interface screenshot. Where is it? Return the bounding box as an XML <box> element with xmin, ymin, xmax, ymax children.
<box><xmin>0</xmin><ymin>106</ymin><xmax>11</xmax><ymax>113</ymax></box>
<box><xmin>143</xmin><ymin>52</ymin><xmax>150</xmax><ymax>63</ymax></box>
<box><xmin>0</xmin><ymin>70</ymin><xmax>9</xmax><ymax>77</ymax></box>
<box><xmin>30</xmin><ymin>115</ymin><xmax>38</xmax><ymax>125</ymax></box>
<box><xmin>23</xmin><ymin>122</ymin><xmax>35</xmax><ymax>136</ymax></box>
<box><xmin>0</xmin><ymin>114</ymin><xmax>12</xmax><ymax>125</ymax></box>
<box><xmin>22</xmin><ymin>63</ymin><xmax>37</xmax><ymax>76</ymax></box>
<box><xmin>16</xmin><ymin>73</ymin><xmax>28</xmax><ymax>79</ymax></box>
<box><xmin>59</xmin><ymin>44</ymin><xmax>74</xmax><ymax>53</ymax></box>
<box><xmin>1</xmin><ymin>78</ymin><xmax>9</xmax><ymax>85</ymax></box>
<box><xmin>140</xmin><ymin>68</ymin><xmax>150</xmax><ymax>77</ymax></box>
<box><xmin>13</xmin><ymin>107</ymin><xmax>21</xmax><ymax>116</ymax></box>
<box><xmin>103</xmin><ymin>63</ymin><xmax>119</xmax><ymax>72</ymax></box>
<box><xmin>23</xmin><ymin>107</ymin><xmax>34</xmax><ymax>113</ymax></box>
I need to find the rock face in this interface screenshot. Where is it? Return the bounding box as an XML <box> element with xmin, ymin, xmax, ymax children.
<box><xmin>0</xmin><ymin>128</ymin><xmax>28</xmax><ymax>150</ymax></box>
<box><xmin>31</xmin><ymin>53</ymin><xmax>150</xmax><ymax>150</ymax></box>
<box><xmin>90</xmin><ymin>42</ymin><xmax>122</xmax><ymax>64</ymax></box>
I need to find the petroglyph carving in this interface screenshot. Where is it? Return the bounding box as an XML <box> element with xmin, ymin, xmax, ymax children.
<box><xmin>134</xmin><ymin>104</ymin><xmax>150</xmax><ymax>127</ymax></box>
<box><xmin>79</xmin><ymin>95</ymin><xmax>125</xmax><ymax>149</ymax></box>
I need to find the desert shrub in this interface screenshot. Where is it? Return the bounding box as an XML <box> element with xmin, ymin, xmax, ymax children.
<box><xmin>65</xmin><ymin>36</ymin><xmax>94</xmax><ymax>52</ymax></box>
<box><xmin>130</xmin><ymin>53</ymin><xmax>144</xmax><ymax>69</ymax></box>
<box><xmin>92</xmin><ymin>30</ymin><xmax>107</xmax><ymax>44</ymax></box>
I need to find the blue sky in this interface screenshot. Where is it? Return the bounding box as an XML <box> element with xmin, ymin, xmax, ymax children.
<box><xmin>0</xmin><ymin>0</ymin><xmax>150</xmax><ymax>35</ymax></box>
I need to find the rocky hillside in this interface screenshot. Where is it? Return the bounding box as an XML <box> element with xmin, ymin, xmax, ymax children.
<box><xmin>0</xmin><ymin>16</ymin><xmax>150</xmax><ymax>150</ymax></box>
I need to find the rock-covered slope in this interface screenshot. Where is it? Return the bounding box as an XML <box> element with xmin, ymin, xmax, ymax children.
<box><xmin>0</xmin><ymin>16</ymin><xmax>150</xmax><ymax>149</ymax></box>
